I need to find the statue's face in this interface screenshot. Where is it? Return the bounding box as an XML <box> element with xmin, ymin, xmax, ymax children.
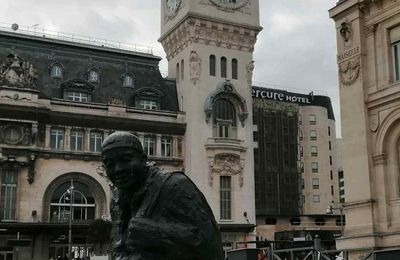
<box><xmin>102</xmin><ymin>147</ymin><xmax>147</xmax><ymax>190</ymax></box>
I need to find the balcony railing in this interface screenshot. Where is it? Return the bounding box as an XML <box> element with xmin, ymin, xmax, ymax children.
<box><xmin>0</xmin><ymin>22</ymin><xmax>153</xmax><ymax>55</ymax></box>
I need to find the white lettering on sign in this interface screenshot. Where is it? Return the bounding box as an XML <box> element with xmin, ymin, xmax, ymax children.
<box><xmin>252</xmin><ymin>89</ymin><xmax>311</xmax><ymax>104</ymax></box>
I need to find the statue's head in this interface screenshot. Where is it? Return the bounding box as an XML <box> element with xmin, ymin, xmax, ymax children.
<box><xmin>101</xmin><ymin>131</ymin><xmax>148</xmax><ymax>190</ymax></box>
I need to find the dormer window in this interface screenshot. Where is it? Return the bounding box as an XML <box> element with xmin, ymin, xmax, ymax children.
<box><xmin>137</xmin><ymin>99</ymin><xmax>158</xmax><ymax>110</ymax></box>
<box><xmin>133</xmin><ymin>87</ymin><xmax>163</xmax><ymax>110</ymax></box>
<box><xmin>88</xmin><ymin>69</ymin><xmax>99</xmax><ymax>83</ymax></box>
<box><xmin>50</xmin><ymin>63</ymin><xmax>63</xmax><ymax>79</ymax></box>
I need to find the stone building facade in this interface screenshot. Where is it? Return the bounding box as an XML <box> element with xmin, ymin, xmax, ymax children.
<box><xmin>0</xmin><ymin>30</ymin><xmax>185</xmax><ymax>260</ymax></box>
<box><xmin>330</xmin><ymin>0</ymin><xmax>400</xmax><ymax>258</ymax></box>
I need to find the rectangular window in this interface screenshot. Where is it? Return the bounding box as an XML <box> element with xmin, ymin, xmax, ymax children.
<box><xmin>1</xmin><ymin>169</ymin><xmax>18</xmax><ymax>220</ymax></box>
<box><xmin>310</xmin><ymin>130</ymin><xmax>317</xmax><ymax>140</ymax></box>
<box><xmin>311</xmin><ymin>162</ymin><xmax>318</xmax><ymax>173</ymax></box>
<box><xmin>331</xmin><ymin>185</ymin><xmax>334</xmax><ymax>195</ymax></box>
<box><xmin>300</xmin><ymin>146</ymin><xmax>303</xmax><ymax>157</ymax></box>
<box><xmin>309</xmin><ymin>115</ymin><xmax>317</xmax><ymax>125</ymax></box>
<box><xmin>330</xmin><ymin>156</ymin><xmax>333</xmax><ymax>165</ymax></box>
<box><xmin>143</xmin><ymin>135</ymin><xmax>156</xmax><ymax>156</ymax></box>
<box><xmin>311</xmin><ymin>146</ymin><xmax>318</xmax><ymax>156</ymax></box>
<box><xmin>328</xmin><ymin>126</ymin><xmax>331</xmax><ymax>136</ymax></box>
<box><xmin>214</xmin><ymin>123</ymin><xmax>237</xmax><ymax>139</ymax></box>
<box><xmin>299</xmin><ymin>130</ymin><xmax>303</xmax><ymax>141</ymax></box>
<box><xmin>393</xmin><ymin>41</ymin><xmax>400</xmax><ymax>81</ymax></box>
<box><xmin>137</xmin><ymin>99</ymin><xmax>158</xmax><ymax>110</ymax></box>
<box><xmin>313</xmin><ymin>195</ymin><xmax>320</xmax><ymax>203</ymax></box>
<box><xmin>66</xmin><ymin>91</ymin><xmax>89</xmax><ymax>103</ymax></box>
<box><xmin>330</xmin><ymin>170</ymin><xmax>333</xmax><ymax>180</ymax></box>
<box><xmin>298</xmin><ymin>115</ymin><xmax>302</xmax><ymax>125</ymax></box>
<box><xmin>90</xmin><ymin>131</ymin><xmax>103</xmax><ymax>152</ymax></box>
<box><xmin>70</xmin><ymin>130</ymin><xmax>83</xmax><ymax>151</ymax></box>
<box><xmin>220</xmin><ymin>176</ymin><xmax>231</xmax><ymax>220</ymax></box>
<box><xmin>301</xmin><ymin>178</ymin><xmax>305</xmax><ymax>189</ymax></box>
<box><xmin>50</xmin><ymin>129</ymin><xmax>64</xmax><ymax>150</ymax></box>
<box><xmin>300</xmin><ymin>161</ymin><xmax>304</xmax><ymax>173</ymax></box>
<box><xmin>161</xmin><ymin>136</ymin><xmax>172</xmax><ymax>157</ymax></box>
<box><xmin>312</xmin><ymin>178</ymin><xmax>319</xmax><ymax>189</ymax></box>
<box><xmin>329</xmin><ymin>141</ymin><xmax>332</xmax><ymax>151</ymax></box>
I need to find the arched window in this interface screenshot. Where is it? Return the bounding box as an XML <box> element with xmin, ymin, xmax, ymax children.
<box><xmin>176</xmin><ymin>63</ymin><xmax>180</xmax><ymax>83</ymax></box>
<box><xmin>221</xmin><ymin>57</ymin><xmax>227</xmax><ymax>78</ymax></box>
<box><xmin>50</xmin><ymin>181</ymin><xmax>95</xmax><ymax>222</ymax></box>
<box><xmin>232</xmin><ymin>58</ymin><xmax>238</xmax><ymax>79</ymax></box>
<box><xmin>213</xmin><ymin>99</ymin><xmax>237</xmax><ymax>138</ymax></box>
<box><xmin>209</xmin><ymin>55</ymin><xmax>216</xmax><ymax>76</ymax></box>
<box><xmin>181</xmin><ymin>59</ymin><xmax>184</xmax><ymax>80</ymax></box>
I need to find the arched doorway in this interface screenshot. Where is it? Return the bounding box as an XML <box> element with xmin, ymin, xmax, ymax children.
<box><xmin>43</xmin><ymin>173</ymin><xmax>108</xmax><ymax>260</ymax></box>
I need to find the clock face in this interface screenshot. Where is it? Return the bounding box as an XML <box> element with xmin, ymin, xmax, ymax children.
<box><xmin>165</xmin><ymin>0</ymin><xmax>182</xmax><ymax>15</ymax></box>
<box><xmin>209</xmin><ymin>0</ymin><xmax>250</xmax><ymax>10</ymax></box>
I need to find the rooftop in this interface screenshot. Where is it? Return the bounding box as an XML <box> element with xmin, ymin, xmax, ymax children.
<box><xmin>0</xmin><ymin>22</ymin><xmax>154</xmax><ymax>55</ymax></box>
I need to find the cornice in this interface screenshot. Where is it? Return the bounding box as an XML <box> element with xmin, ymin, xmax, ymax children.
<box><xmin>159</xmin><ymin>12</ymin><xmax>262</xmax><ymax>60</ymax></box>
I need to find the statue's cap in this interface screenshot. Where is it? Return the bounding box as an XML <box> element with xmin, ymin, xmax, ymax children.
<box><xmin>101</xmin><ymin>131</ymin><xmax>144</xmax><ymax>154</ymax></box>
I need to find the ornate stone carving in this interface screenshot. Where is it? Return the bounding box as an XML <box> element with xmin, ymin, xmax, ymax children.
<box><xmin>339</xmin><ymin>21</ymin><xmax>353</xmax><ymax>49</ymax></box>
<box><xmin>0</xmin><ymin>123</ymin><xmax>31</xmax><ymax>145</ymax></box>
<box><xmin>208</xmin><ymin>153</ymin><xmax>244</xmax><ymax>187</ymax></box>
<box><xmin>0</xmin><ymin>53</ymin><xmax>38</xmax><ymax>88</ymax></box>
<box><xmin>108</xmin><ymin>97</ymin><xmax>125</xmax><ymax>106</ymax></box>
<box><xmin>246</xmin><ymin>60</ymin><xmax>254</xmax><ymax>85</ymax></box>
<box><xmin>160</xmin><ymin>17</ymin><xmax>259</xmax><ymax>60</ymax></box>
<box><xmin>204</xmin><ymin>80</ymin><xmax>248</xmax><ymax>126</ymax></box>
<box><xmin>369</xmin><ymin>113</ymin><xmax>379</xmax><ymax>132</ymax></box>
<box><xmin>0</xmin><ymin>93</ymin><xmax>31</xmax><ymax>101</ymax></box>
<box><xmin>339</xmin><ymin>58</ymin><xmax>361</xmax><ymax>86</ymax></box>
<box><xmin>189</xmin><ymin>50</ymin><xmax>201</xmax><ymax>84</ymax></box>
<box><xmin>208</xmin><ymin>0</ymin><xmax>250</xmax><ymax>11</ymax></box>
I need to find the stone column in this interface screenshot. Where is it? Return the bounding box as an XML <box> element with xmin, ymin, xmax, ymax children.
<box><xmin>45</xmin><ymin>125</ymin><xmax>51</xmax><ymax>148</ymax></box>
<box><xmin>156</xmin><ymin>134</ymin><xmax>162</xmax><ymax>157</ymax></box>
<box><xmin>84</xmin><ymin>129</ymin><xmax>90</xmax><ymax>152</ymax></box>
<box><xmin>65</xmin><ymin>127</ymin><xmax>71</xmax><ymax>151</ymax></box>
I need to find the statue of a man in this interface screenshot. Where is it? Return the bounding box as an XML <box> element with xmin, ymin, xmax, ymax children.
<box><xmin>101</xmin><ymin>131</ymin><xmax>224</xmax><ymax>260</ymax></box>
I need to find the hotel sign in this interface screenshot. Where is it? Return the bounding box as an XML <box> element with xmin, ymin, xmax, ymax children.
<box><xmin>252</xmin><ymin>88</ymin><xmax>312</xmax><ymax>104</ymax></box>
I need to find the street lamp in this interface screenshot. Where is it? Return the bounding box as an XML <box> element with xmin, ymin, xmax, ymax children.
<box><xmin>66</xmin><ymin>179</ymin><xmax>74</xmax><ymax>260</ymax></box>
<box><xmin>326</xmin><ymin>204</ymin><xmax>344</xmax><ymax>237</ymax></box>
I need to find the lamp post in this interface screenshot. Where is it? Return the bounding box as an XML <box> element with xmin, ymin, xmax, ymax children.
<box><xmin>67</xmin><ymin>179</ymin><xmax>74</xmax><ymax>260</ymax></box>
<box><xmin>326</xmin><ymin>204</ymin><xmax>344</xmax><ymax>237</ymax></box>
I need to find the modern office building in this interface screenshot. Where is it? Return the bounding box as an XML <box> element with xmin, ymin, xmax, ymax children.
<box><xmin>330</xmin><ymin>0</ymin><xmax>400</xmax><ymax>258</ymax></box>
<box><xmin>252</xmin><ymin>86</ymin><xmax>342</xmax><ymax>244</ymax></box>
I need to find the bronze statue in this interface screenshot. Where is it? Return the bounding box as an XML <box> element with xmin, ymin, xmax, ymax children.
<box><xmin>101</xmin><ymin>131</ymin><xmax>224</xmax><ymax>260</ymax></box>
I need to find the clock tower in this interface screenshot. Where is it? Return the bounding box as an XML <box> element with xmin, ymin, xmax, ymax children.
<box><xmin>159</xmin><ymin>0</ymin><xmax>262</xmax><ymax>247</ymax></box>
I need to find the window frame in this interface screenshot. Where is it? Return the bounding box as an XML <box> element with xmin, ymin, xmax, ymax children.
<box><xmin>65</xmin><ymin>91</ymin><xmax>90</xmax><ymax>103</ymax></box>
<box><xmin>0</xmin><ymin>169</ymin><xmax>18</xmax><ymax>221</ymax></box>
<box><xmin>311</xmin><ymin>162</ymin><xmax>319</xmax><ymax>173</ymax></box>
<box><xmin>220</xmin><ymin>176</ymin><xmax>232</xmax><ymax>220</ymax></box>
<box><xmin>89</xmin><ymin>131</ymin><xmax>103</xmax><ymax>152</ymax></box>
<box><xmin>309</xmin><ymin>115</ymin><xmax>317</xmax><ymax>125</ymax></box>
<box><xmin>209</xmin><ymin>55</ymin><xmax>216</xmax><ymax>76</ymax></box>
<box><xmin>393</xmin><ymin>40</ymin><xmax>400</xmax><ymax>82</ymax></box>
<box><xmin>50</xmin><ymin>128</ymin><xmax>64</xmax><ymax>150</ymax></box>
<box><xmin>311</xmin><ymin>146</ymin><xmax>318</xmax><ymax>156</ymax></box>
<box><xmin>310</xmin><ymin>130</ymin><xmax>317</xmax><ymax>140</ymax></box>
<box><xmin>143</xmin><ymin>135</ymin><xmax>156</xmax><ymax>156</ymax></box>
<box><xmin>212</xmin><ymin>99</ymin><xmax>237</xmax><ymax>139</ymax></box>
<box><xmin>221</xmin><ymin>57</ymin><xmax>227</xmax><ymax>78</ymax></box>
<box><xmin>231</xmin><ymin>58</ymin><xmax>238</xmax><ymax>79</ymax></box>
<box><xmin>70</xmin><ymin>130</ymin><xmax>83</xmax><ymax>151</ymax></box>
<box><xmin>161</xmin><ymin>136</ymin><xmax>173</xmax><ymax>157</ymax></box>
<box><xmin>312</xmin><ymin>178</ymin><xmax>320</xmax><ymax>189</ymax></box>
<box><xmin>88</xmin><ymin>69</ymin><xmax>99</xmax><ymax>83</ymax></box>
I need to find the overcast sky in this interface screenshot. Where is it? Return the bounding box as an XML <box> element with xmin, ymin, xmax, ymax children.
<box><xmin>0</xmin><ymin>0</ymin><xmax>341</xmax><ymax>136</ymax></box>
